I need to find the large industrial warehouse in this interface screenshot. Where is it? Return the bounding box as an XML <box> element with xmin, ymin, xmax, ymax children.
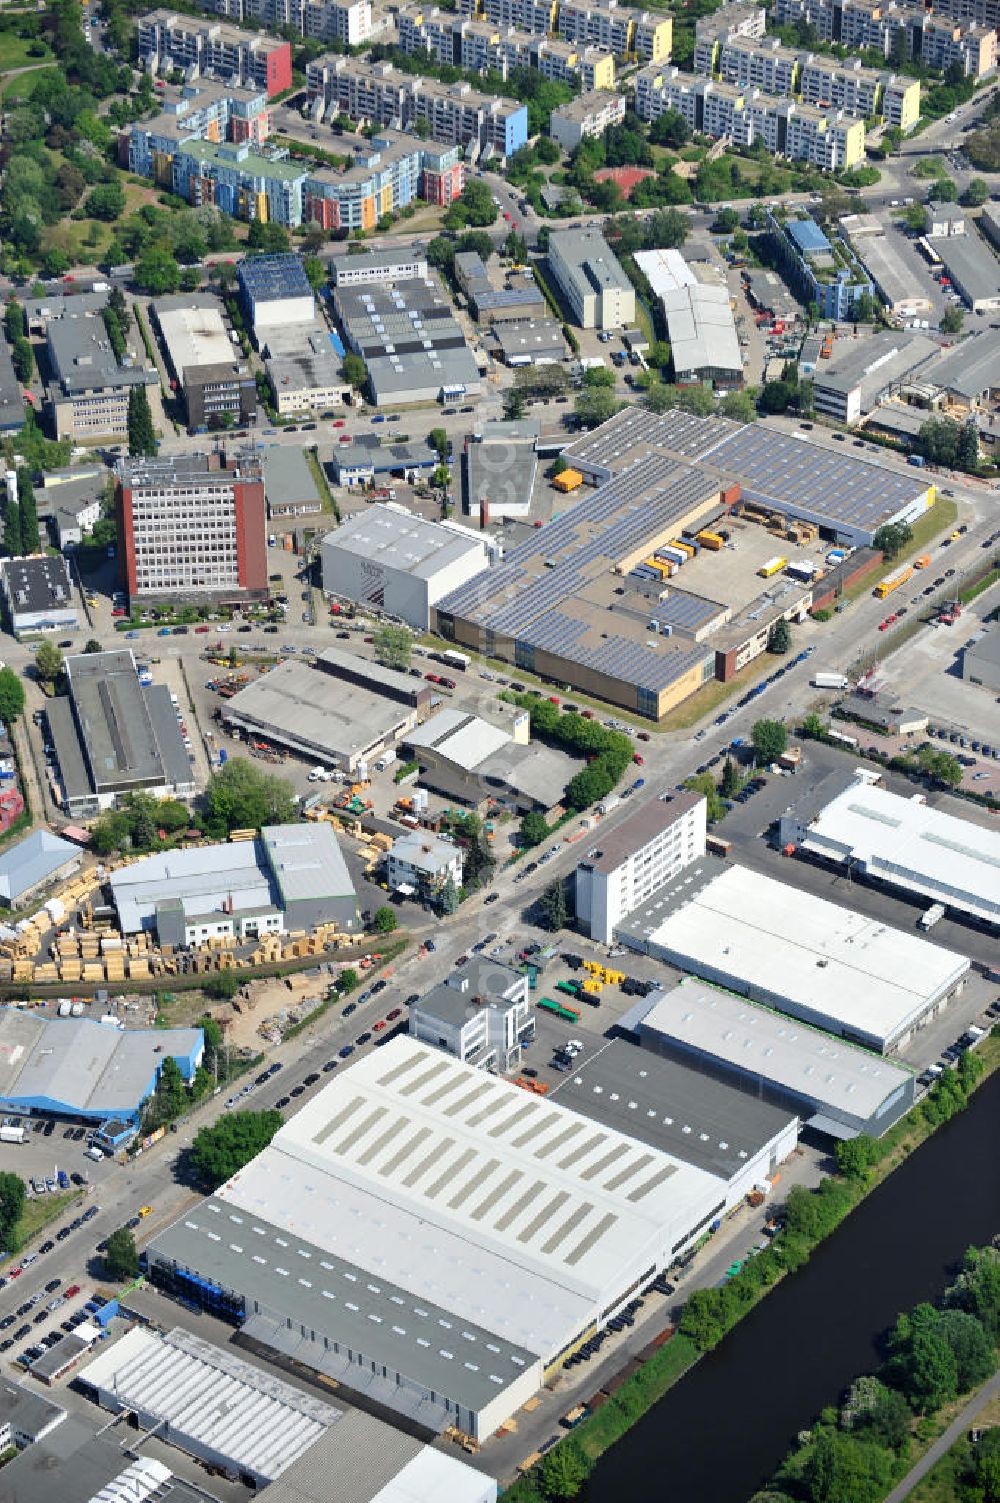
<box><xmin>635</xmin><ymin>979</ymin><xmax>917</xmax><ymax>1139</ymax></box>
<box><xmin>559</xmin><ymin>405</ymin><xmax>935</xmax><ymax>547</ymax></box>
<box><xmin>0</xmin><ymin>1009</ymin><xmax>202</xmax><ymax>1124</ymax></box>
<box><xmin>617</xmin><ymin>862</ymin><xmax>969</xmax><ymax>1053</ymax></box>
<box><xmin>320</xmin><ymin>503</ymin><xmax>492</xmax><ymax>629</ymax></box>
<box><xmin>144</xmin><ymin>1037</ymin><xmax>740</xmax><ymax>1440</ymax></box>
<box><xmin>778</xmin><ymin>769</ymin><xmax>1000</xmax><ymax>930</ymax></box>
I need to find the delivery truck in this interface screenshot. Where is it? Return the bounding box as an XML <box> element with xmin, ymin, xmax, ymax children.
<box><xmin>811</xmin><ymin>671</ymin><xmax>848</xmax><ymax>690</ymax></box>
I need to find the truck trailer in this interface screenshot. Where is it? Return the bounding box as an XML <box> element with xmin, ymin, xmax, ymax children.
<box><xmin>811</xmin><ymin>671</ymin><xmax>849</xmax><ymax>689</ymax></box>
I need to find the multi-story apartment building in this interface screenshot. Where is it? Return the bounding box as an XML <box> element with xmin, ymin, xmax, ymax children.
<box><xmin>557</xmin><ymin>0</ymin><xmax>672</xmax><ymax>60</ymax></box>
<box><xmin>398</xmin><ymin>7</ymin><xmax>617</xmax><ymax>85</ymax></box>
<box><xmin>305</xmin><ymin>55</ymin><xmax>529</xmax><ymax>155</ymax></box>
<box><xmin>576</xmin><ymin>793</ymin><xmax>707</xmax><ymax>944</ymax></box>
<box><xmin>775</xmin><ymin>0</ymin><xmax>996</xmax><ymax>77</ymax></box>
<box><xmin>694</xmin><ymin>1</ymin><xmax>766</xmax><ymax>42</ymax></box>
<box><xmin>711</xmin><ymin>36</ymin><xmax>801</xmax><ymax>93</ymax></box>
<box><xmin>136</xmin><ymin>10</ymin><xmax>292</xmax><ymax>96</ymax></box>
<box><xmin>125</xmin><ymin>79</ymin><xmax>270</xmax><ymax>183</ymax></box>
<box><xmin>459</xmin><ymin>0</ymin><xmax>558</xmax><ymax>32</ymax></box>
<box><xmin>633</xmin><ymin>65</ymin><xmax>867</xmax><ymax>164</ymax></box>
<box><xmin>799</xmin><ymin>55</ymin><xmax>882</xmax><ymax>115</ymax></box>
<box><xmin>550</xmin><ymin>88</ymin><xmax>626</xmax><ymax>148</ymax></box>
<box><xmin>767</xmin><ymin>209</ymin><xmax>875</xmax><ymax>320</ymax></box>
<box><xmin>116</xmin><ymin>451</ymin><xmax>268</xmax><ymax>606</ymax></box>
<box><xmin>305</xmin><ymin>131</ymin><xmax>463</xmax><ymax>231</ymax></box>
<box><xmin>188</xmin><ymin>0</ymin><xmax>375</xmax><ymax>47</ymax></box>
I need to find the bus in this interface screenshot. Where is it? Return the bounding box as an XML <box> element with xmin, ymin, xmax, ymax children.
<box><xmin>538</xmin><ymin>996</ymin><xmax>581</xmax><ymax>1024</ymax></box>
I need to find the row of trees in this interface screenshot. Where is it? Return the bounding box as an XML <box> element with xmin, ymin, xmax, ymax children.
<box><xmin>503</xmin><ymin>693</ymin><xmax>634</xmax><ymax>811</ymax></box>
<box><xmin>917</xmin><ymin>416</ymin><xmax>980</xmax><ymax>474</ymax></box>
<box><xmin>3</xmin><ymin>469</ymin><xmax>41</xmax><ymax>556</ymax></box>
<box><xmin>86</xmin><ymin>762</ymin><xmax>299</xmax><ymax>858</ymax></box>
<box><xmin>757</xmin><ymin>1239</ymin><xmax>999</xmax><ymax>1503</ymax></box>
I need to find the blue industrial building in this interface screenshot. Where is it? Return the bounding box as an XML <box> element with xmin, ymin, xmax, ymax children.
<box><xmin>766</xmin><ymin>211</ymin><xmax>874</xmax><ymax>321</ymax></box>
<box><xmin>0</xmin><ymin>1009</ymin><xmax>203</xmax><ymax>1124</ymax></box>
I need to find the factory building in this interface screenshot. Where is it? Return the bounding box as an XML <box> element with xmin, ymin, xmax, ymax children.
<box><xmin>634</xmin><ymin>978</ymin><xmax>917</xmax><ymax>1139</ymax></box>
<box><xmin>221</xmin><ymin>646</ymin><xmax>430</xmax><ymax>772</ymax></box>
<box><xmin>45</xmin><ymin>311</ymin><xmax>157</xmax><ymax>441</ymax></box>
<box><xmin>634</xmin><ymin>248</ymin><xmax>742</xmax><ymax>389</ymax></box>
<box><xmin>548</xmin><ymin>1038</ymin><xmax>799</xmax><ymax>1207</ymax></box>
<box><xmin>548</xmin><ymin>229</ymin><xmax>635</xmax><ymax>330</ymax></box>
<box><xmin>237</xmin><ymin>253</ymin><xmax>316</xmax><ymax>338</ymax></box>
<box><xmin>0</xmin><ymin>1009</ymin><xmax>202</xmax><ymax>1124</ymax></box>
<box><xmin>575</xmin><ymin>792</ymin><xmax>707</xmax><ymax>944</ymax></box>
<box><xmin>0</xmin><ymin>555</ymin><xmax>78</xmax><ymax>637</ymax></box>
<box><xmin>402</xmin><ymin>705</ymin><xmax>577</xmax><ymax>813</ymax></box>
<box><xmin>152</xmin><ymin>295</ymin><xmax>256</xmax><ymax>432</ymax></box>
<box><xmin>334</xmin><ymin>279</ymin><xmax>481</xmax><ymax>406</ymax></box>
<box><xmin>777</xmin><ymin>767</ymin><xmax>1000</xmax><ymax>930</ymax></box>
<box><xmin>116</xmin><ymin>451</ymin><xmax>268</xmax><ymax>607</ymax></box>
<box><xmin>110</xmin><ymin>822</ymin><xmax>359</xmax><ymax>944</ymax></box>
<box><xmin>617</xmin><ymin>859</ymin><xmax>970</xmax><ymax>1054</ymax></box>
<box><xmin>78</xmin><ymin>1326</ymin><xmax>494</xmax><ymax>1503</ymax></box>
<box><xmin>46</xmin><ymin>650</ymin><xmax>196</xmax><ymax>818</ymax></box>
<box><xmin>809</xmin><ymin>331</ymin><xmax>938</xmax><ymax>425</ymax></box>
<box><xmin>144</xmin><ymin>1036</ymin><xmax>736</xmax><ymax>1439</ymax></box>
<box><xmin>0</xmin><ymin>829</ymin><xmax>80</xmax><ymax>910</ymax></box>
<box><xmin>320</xmin><ymin>504</ymin><xmax>492</xmax><ymax>629</ymax></box>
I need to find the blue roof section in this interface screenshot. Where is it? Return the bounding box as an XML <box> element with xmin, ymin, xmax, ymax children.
<box><xmin>328</xmin><ymin>330</ymin><xmax>345</xmax><ymax>358</ymax></box>
<box><xmin>787</xmin><ymin>217</ymin><xmax>830</xmax><ymax>256</ymax></box>
<box><xmin>0</xmin><ymin>829</ymin><xmax>78</xmax><ymax>904</ymax></box>
<box><xmin>237</xmin><ymin>253</ymin><xmax>313</xmax><ymax>304</ymax></box>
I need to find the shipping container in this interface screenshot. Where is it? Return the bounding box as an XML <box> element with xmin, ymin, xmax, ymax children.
<box><xmin>696</xmin><ymin>530</ymin><xmax>724</xmax><ymax>551</ymax></box>
<box><xmin>553</xmin><ymin>468</ymin><xmax>583</xmax><ymax>493</ymax></box>
<box><xmin>758</xmin><ymin>556</ymin><xmax>787</xmax><ymax>578</ymax></box>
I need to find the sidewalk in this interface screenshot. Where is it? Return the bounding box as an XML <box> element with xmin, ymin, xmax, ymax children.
<box><xmin>883</xmin><ymin>1370</ymin><xmax>1000</xmax><ymax>1503</ymax></box>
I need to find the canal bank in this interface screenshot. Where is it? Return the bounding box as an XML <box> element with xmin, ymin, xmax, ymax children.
<box><xmin>583</xmin><ymin>1066</ymin><xmax>1000</xmax><ymax>1503</ymax></box>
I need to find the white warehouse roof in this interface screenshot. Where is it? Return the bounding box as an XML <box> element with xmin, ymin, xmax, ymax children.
<box><xmin>323</xmin><ymin>503</ymin><xmax>490</xmax><ymax>582</ymax></box>
<box><xmin>639</xmin><ymin>979</ymin><xmax>915</xmax><ymax>1124</ymax></box>
<box><xmin>80</xmin><ymin>1326</ymin><xmax>339</xmax><ymax>1484</ymax></box>
<box><xmin>795</xmin><ymin>779</ymin><xmax>1000</xmax><ymax>928</ymax></box>
<box><xmin>214</xmin><ymin>1037</ymin><xmax>726</xmax><ymax>1361</ymax></box>
<box><xmin>630</xmin><ymin>864</ymin><xmax>969</xmax><ymax>1053</ymax></box>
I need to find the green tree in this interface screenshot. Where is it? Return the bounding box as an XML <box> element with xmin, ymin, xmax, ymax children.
<box><xmin>904</xmin><ymin>201</ymin><xmax>929</xmax><ymax>233</ymax></box>
<box><xmin>751</xmin><ymin>718</ymin><xmax>787</xmax><ymax>767</ymax></box>
<box><xmin>303</xmin><ymin>255</ymin><xmax>326</xmax><ymax>292</ymax></box>
<box><xmin>678</xmin><ymin>1286</ymin><xmax>727</xmax><ymax>1350</ymax></box>
<box><xmin>872</xmin><ymin>521</ymin><xmax>913</xmax><ymax>560</ymax></box>
<box><xmin>135</xmin><ymin>246</ymin><xmax>179</xmax><ymax>295</ymax></box>
<box><xmin>720</xmin><ymin>756</ymin><xmax>741</xmax><ymax>799</ymax></box>
<box><xmin>427</xmin><ymin>236</ymin><xmax>455</xmax><ymax>274</ymax></box>
<box><xmin>582</xmin><ymin>366</ymin><xmax>615</xmax><ymax>390</ymax></box>
<box><xmin>247</xmin><ymin>221</ymin><xmax>290</xmax><ymax>253</ymax></box>
<box><xmin>83</xmin><ymin>638</ymin><xmax>103</xmax><ymax>654</ymax></box>
<box><xmin>16</xmin><ymin>470</ymin><xmax>39</xmax><ymax>553</ymax></box>
<box><xmin>104</xmin><ymin>1226</ymin><xmax>139</xmax><ymax>1280</ymax></box>
<box><xmin>336</xmin><ymin>967</ymin><xmax>360</xmax><ymax>995</ymax></box>
<box><xmin>835</xmin><ymin>1134</ymin><xmax>878</xmax><ymax>1179</ymax></box>
<box><xmin>801</xmin><ymin>1429</ymin><xmax>895</xmax><ymax>1503</ymax></box>
<box><xmin>714</xmin><ymin>206</ymin><xmax>741</xmax><ymax>233</ymax></box>
<box><xmin>538</xmin><ymin>877</ymin><xmax>568</xmax><ymax>932</ymax></box>
<box><xmin>944</xmin><ymin>1245</ymin><xmax>1000</xmax><ymax>1341</ymax></box>
<box><xmin>85</xmin><ymin>181</ymin><xmax>125</xmax><ymax>221</ymax></box>
<box><xmin>3</xmin><ymin>496</ymin><xmax>22</xmax><ymax>558</ymax></box>
<box><xmin>802</xmin><ymin>712</ymin><xmax>828</xmax><ymax>741</ymax></box>
<box><xmin>504</xmin><ymin>389</ymin><xmax>526</xmax><ymax>421</ymax></box>
<box><xmin>519</xmin><ymin>811</ymin><xmax>549</xmax><ymax>848</ymax></box>
<box><xmin>372</xmin><ymin>624</ymin><xmax>411</xmax><ymax>671</ymax></box>
<box><xmin>538</xmin><ymin>1438</ymin><xmax>592</xmax><ymax>1500</ymax></box>
<box><xmin>768</xmin><ymin>618</ymin><xmax>791</xmax><ymax>655</ymax></box>
<box><xmin>11</xmin><ymin>337</ymin><xmax>33</xmax><ymax>385</ymax></box>
<box><xmin>843</xmin><ymin>1376</ymin><xmax>911</xmax><ymax>1453</ymax></box>
<box><xmin>428</xmin><ymin>426</ymin><xmax>449</xmax><ymax>461</ymax></box>
<box><xmin>928</xmin><ymin>175</ymin><xmax>958</xmax><ymax>202</ymax></box>
<box><xmin>128</xmin><ymin>384</ymin><xmax>157</xmax><ymax>457</ymax></box>
<box><xmin>342</xmin><ymin>352</ymin><xmax>367</xmax><ymax>390</ymax></box>
<box><xmin>941</xmin><ymin>305</ymin><xmax>965</xmax><ymax>335</ymax></box>
<box><xmin>0</xmin><ymin>1172</ymin><xmax>26</xmax><ymax>1252</ymax></box>
<box><xmin>0</xmin><ymin>667</ymin><xmax>25</xmax><ymax>727</ymax></box>
<box><xmin>373</xmin><ymin>905</ymin><xmax>398</xmax><ymax>933</ymax></box>
<box><xmin>956</xmin><ymin>421</ymin><xmax>979</xmax><ymax>471</ymax></box>
<box><xmin>685</xmin><ymin>772</ymin><xmax>724</xmax><ymax>823</ymax></box>
<box><xmin>203</xmin><ymin>758</ymin><xmax>296</xmax><ymax>835</ymax></box>
<box><xmin>575</xmin><ymin>388</ymin><xmax>621</xmax><ymax>429</ymax></box>
<box><xmin>885</xmin><ymin>1304</ymin><xmax>959</xmax><ymax>1414</ymax></box>
<box><xmin>937</xmin><ymin>1308</ymin><xmax>995</xmax><ymax>1391</ymax></box>
<box><xmin>35</xmin><ymin>640</ymin><xmax>63</xmax><ymax>686</ymax></box>
<box><xmin>203</xmin><ymin>970</ymin><xmax>240</xmax><ymax>1000</ymax></box>
<box><xmin>189</xmin><ymin>1109</ymin><xmax>283</xmax><ymax>1190</ymax></box>
<box><xmin>962</xmin><ymin>177</ymin><xmax>989</xmax><ymax>207</ymax></box>
<box><xmin>438</xmin><ymin>874</ymin><xmax>459</xmax><ymax>915</ymax></box>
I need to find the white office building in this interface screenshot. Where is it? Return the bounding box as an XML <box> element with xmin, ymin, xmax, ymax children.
<box><xmin>409</xmin><ymin>956</ymin><xmax>535</xmax><ymax>1071</ymax></box>
<box><xmin>575</xmin><ymin>791</ymin><xmax>707</xmax><ymax>944</ymax></box>
<box><xmin>548</xmin><ymin>228</ymin><xmax>636</xmax><ymax>330</ymax></box>
<box><xmin>387</xmin><ymin>830</ymin><xmax>464</xmax><ymax>899</ymax></box>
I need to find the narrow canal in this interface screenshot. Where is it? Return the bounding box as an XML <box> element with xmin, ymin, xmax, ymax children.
<box><xmin>587</xmin><ymin>1068</ymin><xmax>1000</xmax><ymax>1502</ymax></box>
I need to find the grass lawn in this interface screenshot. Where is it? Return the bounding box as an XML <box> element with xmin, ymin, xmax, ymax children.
<box><xmin>839</xmin><ymin>496</ymin><xmax>959</xmax><ymax>605</ymax></box>
<box><xmin>0</xmin><ymin>61</ymin><xmax>57</xmax><ymax>99</ymax></box>
<box><xmin>656</xmin><ymin>650</ymin><xmax>782</xmax><ymax>733</ymax></box>
<box><xmin>13</xmin><ymin>1189</ymin><xmax>76</xmax><ymax>1253</ymax></box>
<box><xmin>912</xmin><ymin>155</ymin><xmax>949</xmax><ymax>178</ymax></box>
<box><xmin>396</xmin><ymin>202</ymin><xmax>447</xmax><ymax>234</ymax></box>
<box><xmin>0</xmin><ymin>33</ymin><xmax>52</xmax><ymax>70</ymax></box>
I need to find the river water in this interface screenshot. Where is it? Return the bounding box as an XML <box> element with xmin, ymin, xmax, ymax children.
<box><xmin>587</xmin><ymin>1069</ymin><xmax>1000</xmax><ymax>1503</ymax></box>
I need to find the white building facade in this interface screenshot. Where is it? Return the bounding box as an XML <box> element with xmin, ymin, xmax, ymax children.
<box><xmin>576</xmin><ymin>791</ymin><xmax>707</xmax><ymax>944</ymax></box>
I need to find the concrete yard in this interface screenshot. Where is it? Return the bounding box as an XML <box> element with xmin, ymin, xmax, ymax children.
<box><xmin>673</xmin><ymin>514</ymin><xmax>834</xmax><ymax>614</ymax></box>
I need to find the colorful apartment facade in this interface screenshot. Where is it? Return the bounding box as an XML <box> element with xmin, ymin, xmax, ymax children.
<box><xmin>137</xmin><ymin>9</ymin><xmax>292</xmax><ymax>95</ymax></box>
<box><xmin>633</xmin><ymin>64</ymin><xmax>866</xmax><ymax>167</ymax></box>
<box><xmin>184</xmin><ymin>0</ymin><xmax>375</xmax><ymax>47</ymax></box>
<box><xmin>305</xmin><ymin>54</ymin><xmax>528</xmax><ymax>155</ymax></box>
<box><xmin>126</xmin><ymin>80</ymin><xmax>270</xmax><ymax>183</ymax></box>
<box><xmin>775</xmin><ymin>0</ymin><xmax>997</xmax><ymax>77</ymax></box>
<box><xmin>397</xmin><ymin>7</ymin><xmax>617</xmax><ymax>86</ymax></box>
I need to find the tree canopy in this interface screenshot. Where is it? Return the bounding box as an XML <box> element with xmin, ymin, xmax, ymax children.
<box><xmin>372</xmin><ymin>624</ymin><xmax>411</xmax><ymax>671</ymax></box>
<box><xmin>203</xmin><ymin>758</ymin><xmax>296</xmax><ymax>836</ymax></box>
<box><xmin>104</xmin><ymin>1225</ymin><xmax>139</xmax><ymax>1280</ymax></box>
<box><xmin>189</xmin><ymin>1109</ymin><xmax>283</xmax><ymax>1190</ymax></box>
<box><xmin>0</xmin><ymin>667</ymin><xmax>26</xmax><ymax>727</ymax></box>
<box><xmin>751</xmin><ymin>718</ymin><xmax>787</xmax><ymax>767</ymax></box>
